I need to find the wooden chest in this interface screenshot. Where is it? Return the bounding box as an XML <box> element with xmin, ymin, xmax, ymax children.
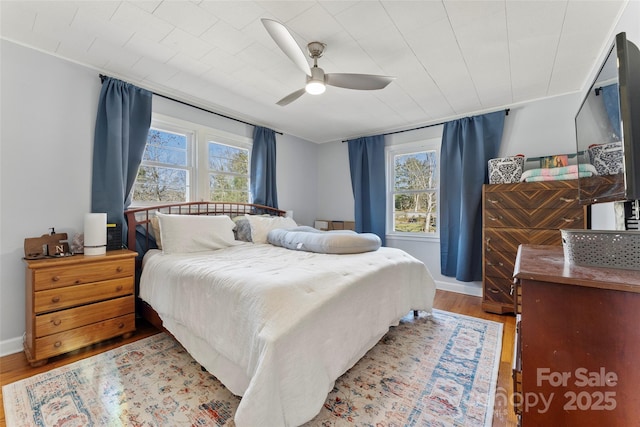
<box><xmin>23</xmin><ymin>249</ymin><xmax>137</xmax><ymax>366</ymax></box>
<box><xmin>513</xmin><ymin>244</ymin><xmax>640</xmax><ymax>425</ymax></box>
<box><xmin>481</xmin><ymin>180</ymin><xmax>588</xmax><ymax>313</ymax></box>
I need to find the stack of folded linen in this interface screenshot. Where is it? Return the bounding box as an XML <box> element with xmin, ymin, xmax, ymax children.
<box><xmin>520</xmin><ymin>164</ymin><xmax>598</xmax><ymax>182</ymax></box>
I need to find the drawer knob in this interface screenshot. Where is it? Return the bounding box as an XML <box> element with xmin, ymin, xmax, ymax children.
<box><xmin>116</xmin><ymin>266</ymin><xmax>123</xmax><ymax>273</ymax></box>
<box><xmin>489</xmin><ymin>288</ymin><xmax>499</xmax><ymax>294</ymax></box>
<box><xmin>488</xmin><ymin>198</ymin><xmax>502</xmax><ymax>204</ymax></box>
<box><xmin>52</xmin><ymin>276</ymin><xmax>60</xmax><ymax>282</ymax></box>
<box><xmin>51</xmin><ymin>296</ymin><xmax>60</xmax><ymax>303</ymax></box>
<box><xmin>75</xmin><ymin>280</ymin><xmax>81</xmax><ymax>284</ymax></box>
<box><xmin>52</xmin><ymin>319</ymin><xmax>62</xmax><ymax>326</ymax></box>
<box><xmin>560</xmin><ymin>197</ymin><xmax>576</xmax><ymax>203</ymax></box>
<box><xmin>116</xmin><ymin>285</ymin><xmax>123</xmax><ymax>292</ymax></box>
<box><xmin>118</xmin><ymin>322</ymin><xmax>125</xmax><ymax>329</ymax></box>
<box><xmin>54</xmin><ymin>341</ymin><xmax>62</xmax><ymax>348</ymax></box>
<box><xmin>488</xmin><ymin>215</ymin><xmax>503</xmax><ymax>221</ymax></box>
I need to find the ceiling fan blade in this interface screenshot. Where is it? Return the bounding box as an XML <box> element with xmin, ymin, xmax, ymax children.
<box><xmin>261</xmin><ymin>18</ymin><xmax>311</xmax><ymax>77</ymax></box>
<box><xmin>325</xmin><ymin>73</ymin><xmax>395</xmax><ymax>90</ymax></box>
<box><xmin>276</xmin><ymin>88</ymin><xmax>306</xmax><ymax>106</ymax></box>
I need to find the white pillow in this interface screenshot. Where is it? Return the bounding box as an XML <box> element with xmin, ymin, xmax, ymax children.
<box><xmin>157</xmin><ymin>213</ymin><xmax>238</xmax><ymax>254</ymax></box>
<box><xmin>245</xmin><ymin>214</ymin><xmax>297</xmax><ymax>244</ymax></box>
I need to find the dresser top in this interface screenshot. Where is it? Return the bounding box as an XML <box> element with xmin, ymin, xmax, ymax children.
<box><xmin>514</xmin><ymin>244</ymin><xmax>640</xmax><ymax>293</ymax></box>
<box><xmin>24</xmin><ymin>248</ymin><xmax>137</xmax><ymax>269</ymax></box>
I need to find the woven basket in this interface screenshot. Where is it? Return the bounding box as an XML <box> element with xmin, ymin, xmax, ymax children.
<box><xmin>561</xmin><ymin>229</ymin><xmax>640</xmax><ymax>270</ymax></box>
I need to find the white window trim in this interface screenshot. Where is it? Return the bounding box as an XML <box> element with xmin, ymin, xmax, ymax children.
<box><xmin>385</xmin><ymin>137</ymin><xmax>441</xmax><ymax>241</ymax></box>
<box><xmin>131</xmin><ymin>113</ymin><xmax>252</xmax><ymax>206</ymax></box>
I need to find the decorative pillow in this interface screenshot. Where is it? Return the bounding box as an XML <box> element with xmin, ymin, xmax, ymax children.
<box><xmin>232</xmin><ymin>216</ymin><xmax>253</xmax><ymax>242</ymax></box>
<box><xmin>245</xmin><ymin>214</ymin><xmax>297</xmax><ymax>244</ymax></box>
<box><xmin>156</xmin><ymin>213</ymin><xmax>238</xmax><ymax>254</ymax></box>
<box><xmin>149</xmin><ymin>216</ymin><xmax>162</xmax><ymax>249</ymax></box>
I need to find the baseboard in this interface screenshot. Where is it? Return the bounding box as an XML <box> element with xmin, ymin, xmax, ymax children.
<box><xmin>435</xmin><ymin>280</ymin><xmax>483</xmax><ymax>297</ymax></box>
<box><xmin>1</xmin><ymin>335</ymin><xmax>24</xmax><ymax>357</ymax></box>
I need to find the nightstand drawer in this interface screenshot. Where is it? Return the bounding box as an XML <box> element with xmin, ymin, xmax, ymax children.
<box><xmin>35</xmin><ymin>295</ymin><xmax>134</xmax><ymax>337</ymax></box>
<box><xmin>34</xmin><ymin>277</ymin><xmax>133</xmax><ymax>314</ymax></box>
<box><xmin>33</xmin><ymin>313</ymin><xmax>135</xmax><ymax>361</ymax></box>
<box><xmin>32</xmin><ymin>258</ymin><xmax>134</xmax><ymax>291</ymax></box>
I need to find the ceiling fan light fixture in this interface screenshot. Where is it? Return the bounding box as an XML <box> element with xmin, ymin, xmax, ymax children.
<box><xmin>305</xmin><ymin>79</ymin><xmax>326</xmax><ymax>95</ymax></box>
<box><xmin>305</xmin><ymin>66</ymin><xmax>326</xmax><ymax>95</ymax></box>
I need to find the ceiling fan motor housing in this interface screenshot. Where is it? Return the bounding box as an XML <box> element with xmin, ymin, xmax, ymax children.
<box><xmin>307</xmin><ymin>41</ymin><xmax>326</xmax><ymax>59</ymax></box>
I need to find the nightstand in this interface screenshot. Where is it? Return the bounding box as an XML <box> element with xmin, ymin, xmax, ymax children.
<box><xmin>23</xmin><ymin>249</ymin><xmax>137</xmax><ymax>366</ymax></box>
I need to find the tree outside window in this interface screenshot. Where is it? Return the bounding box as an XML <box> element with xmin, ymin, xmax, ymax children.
<box><xmin>208</xmin><ymin>142</ymin><xmax>249</xmax><ymax>203</ymax></box>
<box><xmin>132</xmin><ymin>128</ymin><xmax>190</xmax><ymax>203</ymax></box>
<box><xmin>390</xmin><ymin>147</ymin><xmax>438</xmax><ymax>234</ymax></box>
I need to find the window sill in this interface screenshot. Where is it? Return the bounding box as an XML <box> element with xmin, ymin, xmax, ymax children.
<box><xmin>386</xmin><ymin>233</ymin><xmax>440</xmax><ymax>243</ymax></box>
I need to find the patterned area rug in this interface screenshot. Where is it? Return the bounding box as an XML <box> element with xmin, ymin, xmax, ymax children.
<box><xmin>3</xmin><ymin>309</ymin><xmax>502</xmax><ymax>427</ymax></box>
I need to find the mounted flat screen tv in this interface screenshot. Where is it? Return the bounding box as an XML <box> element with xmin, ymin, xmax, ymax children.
<box><xmin>575</xmin><ymin>32</ymin><xmax>640</xmax><ymax>204</ymax></box>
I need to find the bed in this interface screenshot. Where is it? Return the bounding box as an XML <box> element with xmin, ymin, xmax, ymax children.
<box><xmin>125</xmin><ymin>202</ymin><xmax>436</xmax><ymax>427</ymax></box>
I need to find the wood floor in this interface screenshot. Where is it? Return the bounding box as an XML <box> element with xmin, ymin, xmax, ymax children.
<box><xmin>0</xmin><ymin>290</ymin><xmax>518</xmax><ymax>426</ymax></box>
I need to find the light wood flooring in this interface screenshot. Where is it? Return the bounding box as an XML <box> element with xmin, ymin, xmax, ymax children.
<box><xmin>0</xmin><ymin>290</ymin><xmax>518</xmax><ymax>426</ymax></box>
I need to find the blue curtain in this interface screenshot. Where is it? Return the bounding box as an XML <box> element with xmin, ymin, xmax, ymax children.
<box><xmin>91</xmin><ymin>77</ymin><xmax>152</xmax><ymax>243</ymax></box>
<box><xmin>251</xmin><ymin>126</ymin><xmax>278</xmax><ymax>208</ymax></box>
<box><xmin>601</xmin><ymin>84</ymin><xmax>621</xmax><ymax>140</ymax></box>
<box><xmin>440</xmin><ymin>111</ymin><xmax>505</xmax><ymax>282</ymax></box>
<box><xmin>348</xmin><ymin>135</ymin><xmax>386</xmax><ymax>246</ymax></box>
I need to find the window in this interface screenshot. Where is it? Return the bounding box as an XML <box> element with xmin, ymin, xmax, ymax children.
<box><xmin>132</xmin><ymin>126</ymin><xmax>192</xmax><ymax>203</ymax></box>
<box><xmin>386</xmin><ymin>139</ymin><xmax>439</xmax><ymax>237</ymax></box>
<box><xmin>131</xmin><ymin>115</ymin><xmax>251</xmax><ymax>205</ymax></box>
<box><xmin>207</xmin><ymin>141</ymin><xmax>249</xmax><ymax>203</ymax></box>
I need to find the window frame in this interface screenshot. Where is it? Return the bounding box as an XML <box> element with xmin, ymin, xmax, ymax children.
<box><xmin>385</xmin><ymin>137</ymin><xmax>441</xmax><ymax>241</ymax></box>
<box><xmin>130</xmin><ymin>113</ymin><xmax>252</xmax><ymax>207</ymax></box>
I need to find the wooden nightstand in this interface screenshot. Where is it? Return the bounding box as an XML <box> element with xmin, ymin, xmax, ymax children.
<box><xmin>23</xmin><ymin>249</ymin><xmax>137</xmax><ymax>366</ymax></box>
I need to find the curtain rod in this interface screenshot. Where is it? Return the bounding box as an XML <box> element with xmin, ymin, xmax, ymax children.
<box><xmin>342</xmin><ymin>108</ymin><xmax>510</xmax><ymax>142</ymax></box>
<box><xmin>99</xmin><ymin>74</ymin><xmax>282</xmax><ymax>135</ymax></box>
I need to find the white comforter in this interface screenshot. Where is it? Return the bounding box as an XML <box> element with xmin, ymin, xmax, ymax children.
<box><xmin>139</xmin><ymin>243</ymin><xmax>436</xmax><ymax>426</ymax></box>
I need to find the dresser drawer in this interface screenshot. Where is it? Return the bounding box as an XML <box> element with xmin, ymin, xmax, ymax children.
<box><xmin>529</xmin><ymin>229</ymin><xmax>564</xmax><ymax>246</ymax></box>
<box><xmin>33</xmin><ymin>313</ymin><xmax>135</xmax><ymax>361</ymax></box>
<box><xmin>483</xmin><ymin>276</ymin><xmax>514</xmax><ymax>306</ymax></box>
<box><xmin>34</xmin><ymin>277</ymin><xmax>133</xmax><ymax>314</ymax></box>
<box><xmin>528</xmin><ymin>207</ymin><xmax>585</xmax><ymax>229</ymax></box>
<box><xmin>485</xmin><ymin>187</ymin><xmax>579</xmax><ymax>210</ymax></box>
<box><xmin>529</xmin><ymin>189</ymin><xmax>579</xmax><ymax>209</ymax></box>
<box><xmin>32</xmin><ymin>258</ymin><xmax>134</xmax><ymax>291</ymax></box>
<box><xmin>485</xmin><ymin>251</ymin><xmax>516</xmax><ymax>278</ymax></box>
<box><xmin>35</xmin><ymin>295</ymin><xmax>134</xmax><ymax>337</ymax></box>
<box><xmin>485</xmin><ymin>206</ymin><xmax>584</xmax><ymax>229</ymax></box>
<box><xmin>485</xmin><ymin>228</ymin><xmax>527</xmax><ymax>253</ymax></box>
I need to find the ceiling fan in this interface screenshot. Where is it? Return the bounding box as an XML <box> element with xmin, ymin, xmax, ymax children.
<box><xmin>261</xmin><ymin>18</ymin><xmax>395</xmax><ymax>106</ymax></box>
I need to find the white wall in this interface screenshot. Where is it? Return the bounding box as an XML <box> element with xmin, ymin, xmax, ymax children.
<box><xmin>0</xmin><ymin>40</ymin><xmax>317</xmax><ymax>355</ymax></box>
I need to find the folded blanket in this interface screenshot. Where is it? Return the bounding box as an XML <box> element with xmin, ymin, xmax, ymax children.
<box><xmin>520</xmin><ymin>164</ymin><xmax>597</xmax><ymax>182</ymax></box>
<box><xmin>267</xmin><ymin>226</ymin><xmax>381</xmax><ymax>254</ymax></box>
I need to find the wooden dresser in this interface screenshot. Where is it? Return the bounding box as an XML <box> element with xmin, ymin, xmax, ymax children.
<box><xmin>24</xmin><ymin>249</ymin><xmax>137</xmax><ymax>366</ymax></box>
<box><xmin>482</xmin><ymin>180</ymin><xmax>588</xmax><ymax>313</ymax></box>
<box><xmin>512</xmin><ymin>244</ymin><xmax>640</xmax><ymax>426</ymax></box>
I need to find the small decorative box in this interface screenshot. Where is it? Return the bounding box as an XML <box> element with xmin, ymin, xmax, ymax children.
<box><xmin>488</xmin><ymin>155</ymin><xmax>525</xmax><ymax>184</ymax></box>
<box><xmin>588</xmin><ymin>142</ymin><xmax>623</xmax><ymax>175</ymax></box>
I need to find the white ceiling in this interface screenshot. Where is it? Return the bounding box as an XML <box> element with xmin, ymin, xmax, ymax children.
<box><xmin>0</xmin><ymin>1</ymin><xmax>628</xmax><ymax>143</ymax></box>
